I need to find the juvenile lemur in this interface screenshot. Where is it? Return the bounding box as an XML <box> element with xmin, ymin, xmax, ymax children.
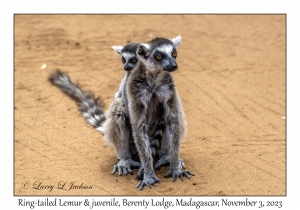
<box><xmin>49</xmin><ymin>43</ymin><xmax>141</xmax><ymax>176</ymax></box>
<box><xmin>126</xmin><ymin>36</ymin><xmax>194</xmax><ymax>190</ymax></box>
<box><xmin>104</xmin><ymin>42</ymin><xmax>142</xmax><ymax>176</ymax></box>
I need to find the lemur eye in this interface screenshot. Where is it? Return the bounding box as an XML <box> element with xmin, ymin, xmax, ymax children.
<box><xmin>172</xmin><ymin>52</ymin><xmax>177</xmax><ymax>57</ymax></box>
<box><xmin>155</xmin><ymin>54</ymin><xmax>162</xmax><ymax>61</ymax></box>
<box><xmin>131</xmin><ymin>58</ymin><xmax>137</xmax><ymax>63</ymax></box>
<box><xmin>122</xmin><ymin>57</ymin><xmax>126</xmax><ymax>64</ymax></box>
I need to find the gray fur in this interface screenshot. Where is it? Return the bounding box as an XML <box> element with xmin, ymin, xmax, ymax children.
<box><xmin>49</xmin><ymin>43</ymin><xmax>142</xmax><ymax>177</ymax></box>
<box><xmin>111</xmin><ymin>42</ymin><xmax>175</xmax><ymax>178</ymax></box>
<box><xmin>112</xmin><ymin>42</ymin><xmax>139</xmax><ymax>110</ymax></box>
<box><xmin>49</xmin><ymin>70</ymin><xmax>141</xmax><ymax>176</ymax></box>
<box><xmin>49</xmin><ymin>70</ymin><xmax>106</xmax><ymax>134</ymax></box>
<box><xmin>126</xmin><ymin>35</ymin><xmax>194</xmax><ymax>190</ymax></box>
<box><xmin>107</xmin><ymin>43</ymin><xmax>141</xmax><ymax>175</ymax></box>
<box><xmin>49</xmin><ymin>37</ymin><xmax>193</xmax><ymax>189</ymax></box>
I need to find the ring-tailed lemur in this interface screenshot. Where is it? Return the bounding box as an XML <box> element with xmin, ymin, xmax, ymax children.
<box><xmin>111</xmin><ymin>43</ymin><xmax>139</xmax><ymax>111</ymax></box>
<box><xmin>49</xmin><ymin>43</ymin><xmax>141</xmax><ymax>176</ymax></box>
<box><xmin>112</xmin><ymin>43</ymin><xmax>186</xmax><ymax>180</ymax></box>
<box><xmin>126</xmin><ymin>36</ymin><xmax>194</xmax><ymax>190</ymax></box>
<box><xmin>105</xmin><ymin>43</ymin><xmax>141</xmax><ymax>175</ymax></box>
<box><xmin>48</xmin><ymin>42</ymin><xmax>171</xmax><ymax>178</ymax></box>
<box><xmin>49</xmin><ymin>38</ymin><xmax>193</xmax><ymax>189</ymax></box>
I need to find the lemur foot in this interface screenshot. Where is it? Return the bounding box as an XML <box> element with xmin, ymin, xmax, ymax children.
<box><xmin>111</xmin><ymin>159</ymin><xmax>141</xmax><ymax>176</ymax></box>
<box><xmin>137</xmin><ymin>173</ymin><xmax>160</xmax><ymax>190</ymax></box>
<box><xmin>164</xmin><ymin>168</ymin><xmax>194</xmax><ymax>182</ymax></box>
<box><xmin>137</xmin><ymin>157</ymin><xmax>185</xmax><ymax>180</ymax></box>
<box><xmin>154</xmin><ymin>155</ymin><xmax>185</xmax><ymax>170</ymax></box>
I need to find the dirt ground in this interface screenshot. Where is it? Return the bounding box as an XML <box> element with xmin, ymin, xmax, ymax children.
<box><xmin>14</xmin><ymin>15</ymin><xmax>286</xmax><ymax>196</ymax></box>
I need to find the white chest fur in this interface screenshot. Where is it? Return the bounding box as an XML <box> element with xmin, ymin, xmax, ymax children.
<box><xmin>142</xmin><ymin>70</ymin><xmax>172</xmax><ymax>104</ymax></box>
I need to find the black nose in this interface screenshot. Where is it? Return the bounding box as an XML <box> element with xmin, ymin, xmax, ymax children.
<box><xmin>124</xmin><ymin>65</ymin><xmax>132</xmax><ymax>71</ymax></box>
<box><xmin>172</xmin><ymin>64</ymin><xmax>178</xmax><ymax>70</ymax></box>
<box><xmin>164</xmin><ymin>64</ymin><xmax>178</xmax><ymax>72</ymax></box>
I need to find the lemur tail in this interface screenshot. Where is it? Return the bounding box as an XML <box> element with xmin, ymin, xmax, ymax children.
<box><xmin>49</xmin><ymin>70</ymin><xmax>106</xmax><ymax>135</ymax></box>
<box><xmin>150</xmin><ymin>121</ymin><xmax>165</xmax><ymax>156</ymax></box>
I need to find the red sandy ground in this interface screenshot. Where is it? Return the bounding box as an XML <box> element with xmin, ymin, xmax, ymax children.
<box><xmin>14</xmin><ymin>15</ymin><xmax>285</xmax><ymax>196</ymax></box>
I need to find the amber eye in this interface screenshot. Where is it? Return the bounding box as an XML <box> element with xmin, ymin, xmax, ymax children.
<box><xmin>122</xmin><ymin>57</ymin><xmax>126</xmax><ymax>64</ymax></box>
<box><xmin>156</xmin><ymin>54</ymin><xmax>162</xmax><ymax>60</ymax></box>
<box><xmin>172</xmin><ymin>52</ymin><xmax>177</xmax><ymax>57</ymax></box>
<box><xmin>131</xmin><ymin>59</ymin><xmax>137</xmax><ymax>63</ymax></box>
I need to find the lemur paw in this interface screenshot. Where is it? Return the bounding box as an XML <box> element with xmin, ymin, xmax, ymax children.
<box><xmin>164</xmin><ymin>169</ymin><xmax>194</xmax><ymax>182</ymax></box>
<box><xmin>111</xmin><ymin>159</ymin><xmax>141</xmax><ymax>176</ymax></box>
<box><xmin>154</xmin><ymin>155</ymin><xmax>185</xmax><ymax>170</ymax></box>
<box><xmin>136</xmin><ymin>174</ymin><xmax>160</xmax><ymax>190</ymax></box>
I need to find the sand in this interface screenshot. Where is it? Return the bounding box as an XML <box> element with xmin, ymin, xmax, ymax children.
<box><xmin>14</xmin><ymin>14</ymin><xmax>286</xmax><ymax>196</ymax></box>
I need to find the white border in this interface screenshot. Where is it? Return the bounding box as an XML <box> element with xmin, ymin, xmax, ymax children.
<box><xmin>2</xmin><ymin>0</ymin><xmax>298</xmax><ymax>209</ymax></box>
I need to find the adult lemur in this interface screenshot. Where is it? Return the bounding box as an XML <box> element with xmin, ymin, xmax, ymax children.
<box><xmin>112</xmin><ymin>43</ymin><xmax>186</xmax><ymax>180</ymax></box>
<box><xmin>125</xmin><ymin>35</ymin><xmax>194</xmax><ymax>189</ymax></box>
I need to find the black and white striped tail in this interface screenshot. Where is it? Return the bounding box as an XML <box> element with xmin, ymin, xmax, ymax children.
<box><xmin>49</xmin><ymin>70</ymin><xmax>106</xmax><ymax>134</ymax></box>
<box><xmin>150</xmin><ymin>121</ymin><xmax>165</xmax><ymax>156</ymax></box>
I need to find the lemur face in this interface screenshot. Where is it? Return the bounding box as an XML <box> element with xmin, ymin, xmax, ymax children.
<box><xmin>112</xmin><ymin>43</ymin><xmax>140</xmax><ymax>71</ymax></box>
<box><xmin>121</xmin><ymin>52</ymin><xmax>138</xmax><ymax>71</ymax></box>
<box><xmin>136</xmin><ymin>35</ymin><xmax>182</xmax><ymax>72</ymax></box>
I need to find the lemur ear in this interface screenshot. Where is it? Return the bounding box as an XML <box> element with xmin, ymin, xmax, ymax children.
<box><xmin>171</xmin><ymin>35</ymin><xmax>182</xmax><ymax>48</ymax></box>
<box><xmin>112</xmin><ymin>46</ymin><xmax>123</xmax><ymax>54</ymax></box>
<box><xmin>137</xmin><ymin>44</ymin><xmax>151</xmax><ymax>59</ymax></box>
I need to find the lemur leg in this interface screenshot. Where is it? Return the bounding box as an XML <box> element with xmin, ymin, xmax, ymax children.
<box><xmin>154</xmin><ymin>132</ymin><xmax>186</xmax><ymax>170</ymax></box>
<box><xmin>137</xmin><ymin>127</ymin><xmax>186</xmax><ymax>177</ymax></box>
<box><xmin>137</xmin><ymin>120</ymin><xmax>186</xmax><ymax>179</ymax></box>
<box><xmin>129</xmin><ymin>102</ymin><xmax>160</xmax><ymax>190</ymax></box>
<box><xmin>154</xmin><ymin>123</ymin><xmax>185</xmax><ymax>170</ymax></box>
<box><xmin>104</xmin><ymin>98</ymin><xmax>140</xmax><ymax>176</ymax></box>
<box><xmin>163</xmin><ymin>96</ymin><xmax>194</xmax><ymax>182</ymax></box>
<box><xmin>137</xmin><ymin>130</ymin><xmax>164</xmax><ymax>180</ymax></box>
<box><xmin>137</xmin><ymin>120</ymin><xmax>164</xmax><ymax>179</ymax></box>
